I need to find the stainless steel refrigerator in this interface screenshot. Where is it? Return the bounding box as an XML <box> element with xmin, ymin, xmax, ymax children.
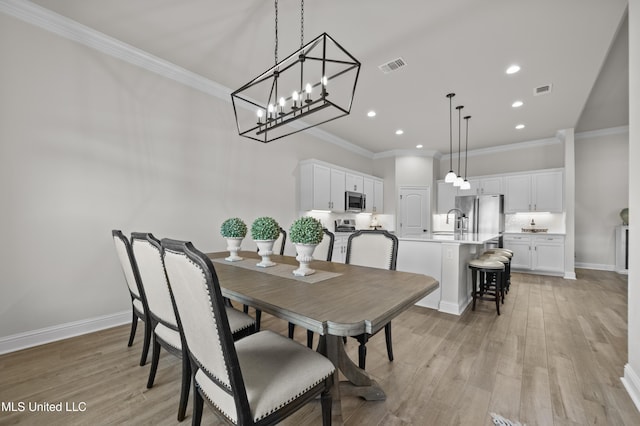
<box><xmin>455</xmin><ymin>194</ymin><xmax>505</xmax><ymax>234</ymax></box>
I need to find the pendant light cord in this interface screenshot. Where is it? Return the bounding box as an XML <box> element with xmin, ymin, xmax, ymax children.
<box><xmin>457</xmin><ymin>105</ymin><xmax>464</xmax><ymax>175</ymax></box>
<box><xmin>274</xmin><ymin>0</ymin><xmax>278</xmax><ymax>64</ymax></box>
<box><xmin>464</xmin><ymin>116</ymin><xmax>471</xmax><ymax>179</ymax></box>
<box><xmin>447</xmin><ymin>93</ymin><xmax>455</xmax><ymax>171</ymax></box>
<box><xmin>300</xmin><ymin>0</ymin><xmax>304</xmax><ymax>48</ymax></box>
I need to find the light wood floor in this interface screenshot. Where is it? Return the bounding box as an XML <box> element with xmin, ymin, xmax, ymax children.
<box><xmin>1</xmin><ymin>269</ymin><xmax>639</xmax><ymax>425</ymax></box>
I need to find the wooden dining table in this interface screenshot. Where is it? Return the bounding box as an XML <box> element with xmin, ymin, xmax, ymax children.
<box><xmin>206</xmin><ymin>250</ymin><xmax>439</xmax><ymax>424</ymax></box>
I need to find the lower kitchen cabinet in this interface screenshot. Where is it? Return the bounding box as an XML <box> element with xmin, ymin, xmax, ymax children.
<box><xmin>332</xmin><ymin>236</ymin><xmax>348</xmax><ymax>263</ymax></box>
<box><xmin>503</xmin><ymin>234</ymin><xmax>565</xmax><ymax>275</ymax></box>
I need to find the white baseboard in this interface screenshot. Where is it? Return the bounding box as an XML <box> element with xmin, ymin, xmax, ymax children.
<box><xmin>622</xmin><ymin>364</ymin><xmax>640</xmax><ymax>413</ymax></box>
<box><xmin>0</xmin><ymin>311</ymin><xmax>131</xmax><ymax>355</ymax></box>
<box><xmin>564</xmin><ymin>271</ymin><xmax>577</xmax><ymax>280</ymax></box>
<box><xmin>438</xmin><ymin>298</ymin><xmax>470</xmax><ymax>316</ymax></box>
<box><xmin>574</xmin><ymin>262</ymin><xmax>616</xmax><ymax>271</ymax></box>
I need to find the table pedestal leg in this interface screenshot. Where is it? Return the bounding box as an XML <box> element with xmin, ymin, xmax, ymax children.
<box><xmin>319</xmin><ymin>335</ymin><xmax>387</xmax><ymax>402</ymax></box>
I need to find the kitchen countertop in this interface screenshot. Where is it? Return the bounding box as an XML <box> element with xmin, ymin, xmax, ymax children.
<box><xmin>503</xmin><ymin>231</ymin><xmax>566</xmax><ymax>236</ymax></box>
<box><xmin>398</xmin><ymin>232</ymin><xmax>501</xmax><ymax>245</ymax></box>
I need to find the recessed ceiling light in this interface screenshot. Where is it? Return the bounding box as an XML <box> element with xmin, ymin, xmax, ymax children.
<box><xmin>367</xmin><ymin>111</ymin><xmax>376</xmax><ymax>117</ymax></box>
<box><xmin>416</xmin><ymin>144</ymin><xmax>423</xmax><ymax>149</ymax></box>
<box><xmin>395</xmin><ymin>129</ymin><xmax>404</xmax><ymax>135</ymax></box>
<box><xmin>512</xmin><ymin>100</ymin><xmax>524</xmax><ymax>108</ymax></box>
<box><xmin>506</xmin><ymin>65</ymin><xmax>521</xmax><ymax>74</ymax></box>
<box><xmin>515</xmin><ymin>124</ymin><xmax>525</xmax><ymax>130</ymax></box>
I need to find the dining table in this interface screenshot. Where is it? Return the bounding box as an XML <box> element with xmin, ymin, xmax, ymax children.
<box><xmin>206</xmin><ymin>250</ymin><xmax>439</xmax><ymax>424</ymax></box>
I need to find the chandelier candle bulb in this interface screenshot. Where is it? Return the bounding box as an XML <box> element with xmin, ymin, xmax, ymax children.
<box><xmin>305</xmin><ymin>83</ymin><xmax>312</xmax><ymax>103</ymax></box>
<box><xmin>256</xmin><ymin>109</ymin><xmax>264</xmax><ymax>124</ymax></box>
<box><xmin>268</xmin><ymin>103</ymin><xmax>275</xmax><ymax>119</ymax></box>
<box><xmin>279</xmin><ymin>97</ymin><xmax>286</xmax><ymax>115</ymax></box>
<box><xmin>292</xmin><ymin>91</ymin><xmax>299</xmax><ymax>109</ymax></box>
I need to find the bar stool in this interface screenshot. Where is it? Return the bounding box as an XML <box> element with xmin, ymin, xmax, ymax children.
<box><xmin>479</xmin><ymin>253</ymin><xmax>509</xmax><ymax>303</ymax></box>
<box><xmin>484</xmin><ymin>249</ymin><xmax>513</xmax><ymax>293</ymax></box>
<box><xmin>469</xmin><ymin>258</ymin><xmax>505</xmax><ymax>315</ymax></box>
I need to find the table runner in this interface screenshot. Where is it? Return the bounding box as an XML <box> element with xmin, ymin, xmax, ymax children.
<box><xmin>212</xmin><ymin>258</ymin><xmax>342</xmax><ymax>284</ymax></box>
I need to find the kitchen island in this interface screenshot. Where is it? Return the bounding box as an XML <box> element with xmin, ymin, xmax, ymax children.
<box><xmin>396</xmin><ymin>232</ymin><xmax>500</xmax><ymax>315</ymax></box>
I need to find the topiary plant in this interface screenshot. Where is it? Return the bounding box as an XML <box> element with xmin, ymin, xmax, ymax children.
<box><xmin>251</xmin><ymin>217</ymin><xmax>280</xmax><ymax>241</ymax></box>
<box><xmin>289</xmin><ymin>216</ymin><xmax>324</xmax><ymax>245</ymax></box>
<box><xmin>220</xmin><ymin>217</ymin><xmax>247</xmax><ymax>238</ymax></box>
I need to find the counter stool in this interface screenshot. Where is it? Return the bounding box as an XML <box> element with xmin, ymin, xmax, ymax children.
<box><xmin>469</xmin><ymin>258</ymin><xmax>505</xmax><ymax>315</ymax></box>
<box><xmin>479</xmin><ymin>254</ymin><xmax>509</xmax><ymax>303</ymax></box>
<box><xmin>483</xmin><ymin>249</ymin><xmax>512</xmax><ymax>293</ymax></box>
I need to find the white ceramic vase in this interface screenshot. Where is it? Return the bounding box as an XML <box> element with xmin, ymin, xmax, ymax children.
<box><xmin>292</xmin><ymin>243</ymin><xmax>318</xmax><ymax>276</ymax></box>
<box><xmin>225</xmin><ymin>237</ymin><xmax>244</xmax><ymax>262</ymax></box>
<box><xmin>254</xmin><ymin>239</ymin><xmax>276</xmax><ymax>267</ymax></box>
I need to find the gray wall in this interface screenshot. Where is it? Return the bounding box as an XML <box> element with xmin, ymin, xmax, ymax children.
<box><xmin>0</xmin><ymin>14</ymin><xmax>371</xmax><ymax>339</ymax></box>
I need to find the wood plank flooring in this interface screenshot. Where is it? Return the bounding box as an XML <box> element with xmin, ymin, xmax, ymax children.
<box><xmin>1</xmin><ymin>269</ymin><xmax>639</xmax><ymax>425</ymax></box>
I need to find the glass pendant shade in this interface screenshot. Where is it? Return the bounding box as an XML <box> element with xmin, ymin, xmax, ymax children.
<box><xmin>445</xmin><ymin>170</ymin><xmax>457</xmax><ymax>183</ymax></box>
<box><xmin>460</xmin><ymin>179</ymin><xmax>471</xmax><ymax>190</ymax></box>
<box><xmin>453</xmin><ymin>176</ymin><xmax>464</xmax><ymax>187</ymax></box>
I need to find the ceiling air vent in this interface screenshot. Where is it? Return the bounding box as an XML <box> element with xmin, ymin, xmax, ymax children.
<box><xmin>378</xmin><ymin>57</ymin><xmax>407</xmax><ymax>74</ymax></box>
<box><xmin>534</xmin><ymin>83</ymin><xmax>553</xmax><ymax>96</ymax></box>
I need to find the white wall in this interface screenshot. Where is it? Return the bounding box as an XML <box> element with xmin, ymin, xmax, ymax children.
<box><xmin>624</xmin><ymin>0</ymin><xmax>640</xmax><ymax>412</ymax></box>
<box><xmin>0</xmin><ymin>14</ymin><xmax>372</xmax><ymax>340</ymax></box>
<box><xmin>575</xmin><ymin>129</ymin><xmax>629</xmax><ymax>269</ymax></box>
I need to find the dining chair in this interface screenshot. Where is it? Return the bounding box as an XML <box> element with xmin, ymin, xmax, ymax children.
<box><xmin>346</xmin><ymin>229</ymin><xmax>399</xmax><ymax>370</ymax></box>
<box><xmin>112</xmin><ymin>230</ymin><xmax>151</xmax><ymax>367</ymax></box>
<box><xmin>161</xmin><ymin>238</ymin><xmax>334</xmax><ymax>426</ymax></box>
<box><xmin>289</xmin><ymin>228</ymin><xmax>335</xmax><ymax>348</ymax></box>
<box><xmin>131</xmin><ymin>233</ymin><xmax>256</xmax><ymax>422</ymax></box>
<box><xmin>247</xmin><ymin>227</ymin><xmax>288</xmax><ymax>331</ymax></box>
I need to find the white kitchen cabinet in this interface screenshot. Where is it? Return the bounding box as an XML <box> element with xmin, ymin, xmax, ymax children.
<box><xmin>345</xmin><ymin>173</ymin><xmax>364</xmax><ymax>193</ymax></box>
<box><xmin>505</xmin><ymin>170</ymin><xmax>563</xmax><ymax>213</ymax></box>
<box><xmin>299</xmin><ymin>162</ymin><xmax>345</xmax><ymax>211</ymax></box>
<box><xmin>532</xmin><ymin>235</ymin><xmax>565</xmax><ymax>272</ymax></box>
<box><xmin>300</xmin><ymin>160</ymin><xmax>383</xmax><ymax>213</ymax></box>
<box><xmin>468</xmin><ymin>176</ymin><xmax>503</xmax><ymax>195</ymax></box>
<box><xmin>332</xmin><ymin>235</ymin><xmax>348</xmax><ymax>263</ymax></box>
<box><xmin>363</xmin><ymin>177</ymin><xmax>384</xmax><ymax>213</ymax></box>
<box><xmin>503</xmin><ymin>234</ymin><xmax>565</xmax><ymax>275</ymax></box>
<box><xmin>503</xmin><ymin>235</ymin><xmax>532</xmax><ymax>269</ymax></box>
<box><xmin>373</xmin><ymin>179</ymin><xmax>384</xmax><ymax>213</ymax></box>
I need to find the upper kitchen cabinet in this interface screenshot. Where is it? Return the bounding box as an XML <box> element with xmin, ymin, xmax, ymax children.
<box><xmin>363</xmin><ymin>177</ymin><xmax>384</xmax><ymax>213</ymax></box>
<box><xmin>467</xmin><ymin>176</ymin><xmax>503</xmax><ymax>195</ymax></box>
<box><xmin>300</xmin><ymin>162</ymin><xmax>345</xmax><ymax>212</ymax></box>
<box><xmin>345</xmin><ymin>173</ymin><xmax>364</xmax><ymax>193</ymax></box>
<box><xmin>300</xmin><ymin>160</ymin><xmax>383</xmax><ymax>213</ymax></box>
<box><xmin>504</xmin><ymin>169</ymin><xmax>563</xmax><ymax>213</ymax></box>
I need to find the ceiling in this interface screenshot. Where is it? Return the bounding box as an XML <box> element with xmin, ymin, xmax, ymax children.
<box><xmin>26</xmin><ymin>0</ymin><xmax>629</xmax><ymax>155</ymax></box>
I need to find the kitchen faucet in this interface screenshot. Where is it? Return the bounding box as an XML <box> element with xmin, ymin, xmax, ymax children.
<box><xmin>446</xmin><ymin>208</ymin><xmax>467</xmax><ymax>232</ymax></box>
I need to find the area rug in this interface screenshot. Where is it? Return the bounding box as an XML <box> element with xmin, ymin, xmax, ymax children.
<box><xmin>490</xmin><ymin>412</ymin><xmax>526</xmax><ymax>426</ymax></box>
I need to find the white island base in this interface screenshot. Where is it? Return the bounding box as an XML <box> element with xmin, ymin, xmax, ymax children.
<box><xmin>396</xmin><ymin>233</ymin><xmax>499</xmax><ymax>315</ymax></box>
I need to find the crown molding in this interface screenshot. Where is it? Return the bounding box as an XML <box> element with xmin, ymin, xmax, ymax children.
<box><xmin>0</xmin><ymin>0</ymin><xmax>372</xmax><ymax>159</ymax></box>
<box><xmin>440</xmin><ymin>136</ymin><xmax>562</xmax><ymax>161</ymax></box>
<box><xmin>575</xmin><ymin>125</ymin><xmax>629</xmax><ymax>140</ymax></box>
<box><xmin>373</xmin><ymin>149</ymin><xmax>440</xmax><ymax>159</ymax></box>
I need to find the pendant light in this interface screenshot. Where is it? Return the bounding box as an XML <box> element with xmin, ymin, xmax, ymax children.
<box><xmin>444</xmin><ymin>93</ymin><xmax>457</xmax><ymax>182</ymax></box>
<box><xmin>460</xmin><ymin>115</ymin><xmax>472</xmax><ymax>190</ymax></box>
<box><xmin>453</xmin><ymin>105</ymin><xmax>465</xmax><ymax>187</ymax></box>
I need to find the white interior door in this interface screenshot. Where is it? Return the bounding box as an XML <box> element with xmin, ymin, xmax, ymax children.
<box><xmin>399</xmin><ymin>187</ymin><xmax>430</xmax><ymax>236</ymax></box>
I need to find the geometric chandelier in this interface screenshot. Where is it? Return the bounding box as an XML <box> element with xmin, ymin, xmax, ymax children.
<box><xmin>231</xmin><ymin>1</ymin><xmax>360</xmax><ymax>143</ymax></box>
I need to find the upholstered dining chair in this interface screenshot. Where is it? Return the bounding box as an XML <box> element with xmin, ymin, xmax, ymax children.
<box><xmin>131</xmin><ymin>233</ymin><xmax>256</xmax><ymax>422</ymax></box>
<box><xmin>289</xmin><ymin>228</ymin><xmax>335</xmax><ymax>348</ymax></box>
<box><xmin>346</xmin><ymin>229</ymin><xmax>399</xmax><ymax>370</ymax></box>
<box><xmin>161</xmin><ymin>238</ymin><xmax>334</xmax><ymax>426</ymax></box>
<box><xmin>247</xmin><ymin>226</ymin><xmax>288</xmax><ymax>331</ymax></box>
<box><xmin>112</xmin><ymin>230</ymin><xmax>150</xmax><ymax>367</ymax></box>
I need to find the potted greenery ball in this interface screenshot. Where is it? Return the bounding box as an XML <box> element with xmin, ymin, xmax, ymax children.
<box><xmin>289</xmin><ymin>216</ymin><xmax>324</xmax><ymax>276</ymax></box>
<box><xmin>251</xmin><ymin>216</ymin><xmax>281</xmax><ymax>267</ymax></box>
<box><xmin>220</xmin><ymin>217</ymin><xmax>247</xmax><ymax>262</ymax></box>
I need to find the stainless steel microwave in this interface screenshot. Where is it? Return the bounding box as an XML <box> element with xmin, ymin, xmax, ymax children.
<box><xmin>345</xmin><ymin>191</ymin><xmax>366</xmax><ymax>212</ymax></box>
